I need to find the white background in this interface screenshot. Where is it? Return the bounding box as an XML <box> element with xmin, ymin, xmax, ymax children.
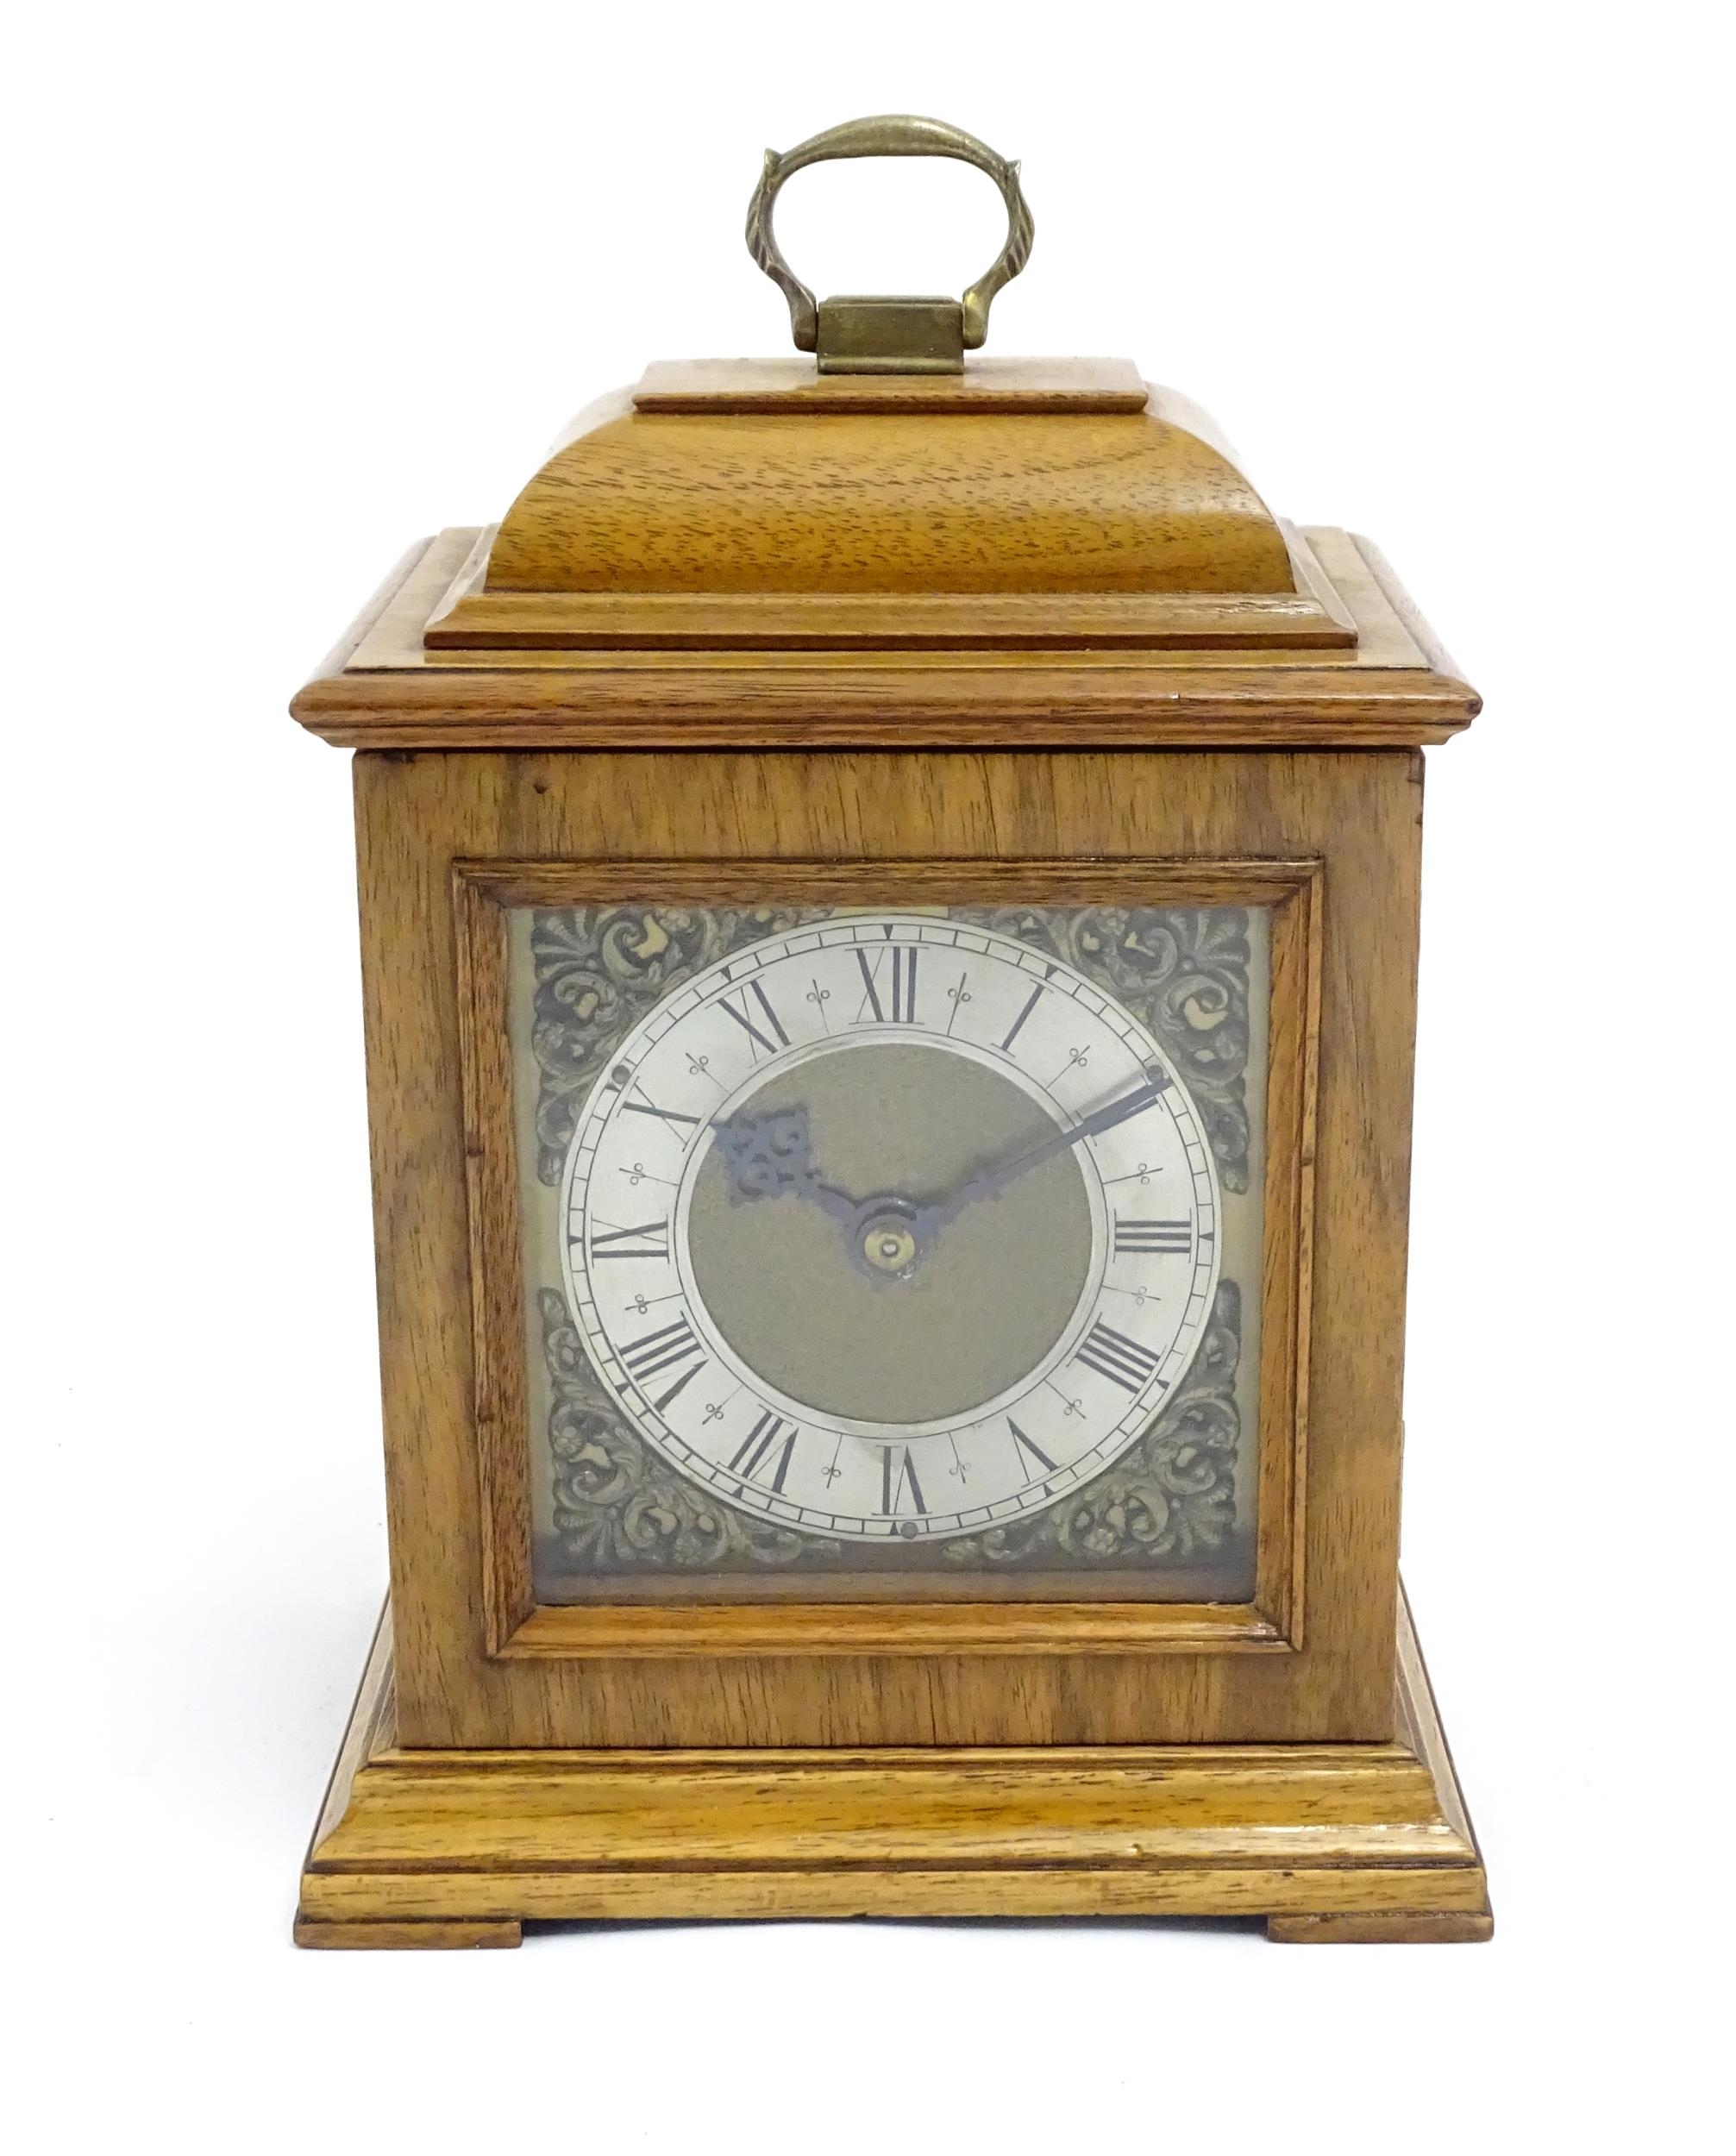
<box><xmin>7</xmin><ymin>2</ymin><xmax>1730</xmax><ymax>2148</ymax></box>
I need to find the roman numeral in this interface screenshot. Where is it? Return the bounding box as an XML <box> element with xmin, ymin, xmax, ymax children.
<box><xmin>1075</xmin><ymin>1319</ymin><xmax>1164</xmax><ymax>1395</ymax></box>
<box><xmin>1000</xmin><ymin>981</ymin><xmax>1043</xmax><ymax>1051</ymax></box>
<box><xmin>586</xmin><ymin>1219</ymin><xmax>670</xmax><ymax>1261</ymax></box>
<box><xmin>1008</xmin><ymin>1420</ymin><xmax>1057</xmax><ymax>1477</ymax></box>
<box><xmin>880</xmin><ymin>1445</ymin><xmax>927</xmax><ymax>1515</ymax></box>
<box><xmin>855</xmin><ymin>946</ymin><xmax>918</xmax><ymax>1025</ymax></box>
<box><xmin>619</xmin><ymin>1086</ymin><xmax>700</xmax><ymax>1130</ymax></box>
<box><xmin>1113</xmin><ymin>1218</ymin><xmax>1193</xmax><ymax>1255</ymax></box>
<box><xmin>729</xmin><ymin>1411</ymin><xmax>797</xmax><ymax>1493</ymax></box>
<box><xmin>618</xmin><ymin>1316</ymin><xmax>705</xmax><ymax>1410</ymax></box>
<box><xmin>717</xmin><ymin>980</ymin><xmax>789</xmax><ymax>1059</ymax></box>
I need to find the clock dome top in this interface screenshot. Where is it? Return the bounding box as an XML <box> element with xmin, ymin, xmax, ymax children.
<box><xmin>421</xmin><ymin>359</ymin><xmax>1356</xmax><ymax>655</ymax></box>
<box><xmin>422</xmin><ymin>116</ymin><xmax>1350</xmax><ymax>656</ymax></box>
<box><xmin>291</xmin><ymin>116</ymin><xmax>1478</xmax><ymax>748</ymax></box>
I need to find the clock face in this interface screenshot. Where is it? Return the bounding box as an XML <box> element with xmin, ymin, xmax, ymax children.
<box><xmin>558</xmin><ymin>914</ymin><xmax>1222</xmax><ymax>1543</ymax></box>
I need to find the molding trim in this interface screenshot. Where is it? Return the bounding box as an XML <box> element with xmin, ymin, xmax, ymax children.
<box><xmin>290</xmin><ymin>528</ymin><xmax>1479</xmax><ymax>749</ymax></box>
<box><xmin>295</xmin><ymin>1587</ymin><xmax>1492</xmax><ymax>1946</ymax></box>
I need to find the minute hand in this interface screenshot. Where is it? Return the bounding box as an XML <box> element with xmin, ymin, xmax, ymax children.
<box><xmin>921</xmin><ymin>1073</ymin><xmax>1172</xmax><ymax>1232</ymax></box>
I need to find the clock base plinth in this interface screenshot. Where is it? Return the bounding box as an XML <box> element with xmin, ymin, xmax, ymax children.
<box><xmin>1266</xmin><ymin>1909</ymin><xmax>1494</xmax><ymax>1944</ymax></box>
<box><xmin>296</xmin><ymin>1589</ymin><xmax>1489</xmax><ymax>1948</ymax></box>
<box><xmin>291</xmin><ymin>1916</ymin><xmax>523</xmax><ymax>1950</ymax></box>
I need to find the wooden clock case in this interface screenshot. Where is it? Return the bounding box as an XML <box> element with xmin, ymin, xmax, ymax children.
<box><xmin>290</xmin><ymin>358</ymin><xmax>1490</xmax><ymax>1946</ymax></box>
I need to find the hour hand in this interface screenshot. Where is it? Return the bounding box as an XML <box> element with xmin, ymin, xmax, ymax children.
<box><xmin>711</xmin><ymin>1106</ymin><xmax>858</xmax><ymax>1224</ymax></box>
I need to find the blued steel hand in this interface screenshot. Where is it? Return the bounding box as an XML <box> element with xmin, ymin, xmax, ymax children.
<box><xmin>710</xmin><ymin>1105</ymin><xmax>859</xmax><ymax>1226</ymax></box>
<box><xmin>711</xmin><ymin>1071</ymin><xmax>1171</xmax><ymax>1280</ymax></box>
<box><xmin>912</xmin><ymin>1070</ymin><xmax>1173</xmax><ymax>1235</ymax></box>
<box><xmin>711</xmin><ymin>1105</ymin><xmax>921</xmax><ymax>1281</ymax></box>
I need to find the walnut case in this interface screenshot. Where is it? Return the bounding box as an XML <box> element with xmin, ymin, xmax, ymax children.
<box><xmin>289</xmin><ymin>350</ymin><xmax>1490</xmax><ymax>1946</ymax></box>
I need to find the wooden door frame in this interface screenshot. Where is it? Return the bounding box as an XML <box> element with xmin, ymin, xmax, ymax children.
<box><xmin>454</xmin><ymin>856</ymin><xmax>1319</xmax><ymax>1660</ymax></box>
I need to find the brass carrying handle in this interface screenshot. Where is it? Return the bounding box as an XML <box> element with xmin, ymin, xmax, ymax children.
<box><xmin>744</xmin><ymin>114</ymin><xmax>1035</xmax><ymax>373</ymax></box>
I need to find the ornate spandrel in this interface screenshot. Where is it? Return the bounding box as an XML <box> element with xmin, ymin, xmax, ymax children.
<box><xmin>528</xmin><ymin>907</ymin><xmax>825</xmax><ymax>1185</ymax></box>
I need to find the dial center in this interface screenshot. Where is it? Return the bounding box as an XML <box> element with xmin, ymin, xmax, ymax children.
<box><xmin>862</xmin><ymin>1215</ymin><xmax>918</xmax><ymax>1275</ymax></box>
<box><xmin>683</xmin><ymin>1039</ymin><xmax>1097</xmax><ymax>1427</ymax></box>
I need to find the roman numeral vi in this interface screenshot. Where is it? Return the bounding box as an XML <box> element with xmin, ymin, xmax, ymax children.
<box><xmin>880</xmin><ymin>1445</ymin><xmax>927</xmax><ymax>1515</ymax></box>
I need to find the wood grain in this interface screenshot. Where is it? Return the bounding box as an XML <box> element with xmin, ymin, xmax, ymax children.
<box><xmin>354</xmin><ymin>749</ymin><xmax>1417</xmax><ymax>1749</ymax></box>
<box><xmin>631</xmin><ymin>356</ymin><xmax>1153</xmax><ymax>413</ymax></box>
<box><xmin>353</xmin><ymin>526</ymin><xmax>1402</xmax><ymax>677</ymax></box>
<box><xmin>293</xmin><ymin>348</ymin><xmax>1487</xmax><ymax>1941</ymax></box>
<box><xmin>291</xmin><ymin>1918</ymin><xmax>523</xmax><ymax>1950</ymax></box>
<box><xmin>1266</xmin><ymin>1912</ymin><xmax>1494</xmax><ymax>1945</ymax></box>
<box><xmin>294</xmin><ymin>1588</ymin><xmax>1490</xmax><ymax>1944</ymax></box>
<box><xmin>497</xmin><ymin>1603</ymin><xmax>1285</xmax><ymax>1657</ymax></box>
<box><xmin>292</xmin><ymin>527</ymin><xmax>1477</xmax><ymax>748</ymax></box>
<box><xmin>424</xmin><ymin>587</ymin><xmax>1355</xmax><ymax>653</ymax></box>
<box><xmin>480</xmin><ymin>388</ymin><xmax>1296</xmax><ymax>599</ymax></box>
<box><xmin>424</xmin><ymin>376</ymin><xmax>1364</xmax><ymax>655</ymax></box>
<box><xmin>423</xmin><ymin>514</ymin><xmax>1357</xmax><ymax>653</ymax></box>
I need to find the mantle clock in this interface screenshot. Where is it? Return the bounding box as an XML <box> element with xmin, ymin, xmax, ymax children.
<box><xmin>290</xmin><ymin>117</ymin><xmax>1491</xmax><ymax>1946</ymax></box>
